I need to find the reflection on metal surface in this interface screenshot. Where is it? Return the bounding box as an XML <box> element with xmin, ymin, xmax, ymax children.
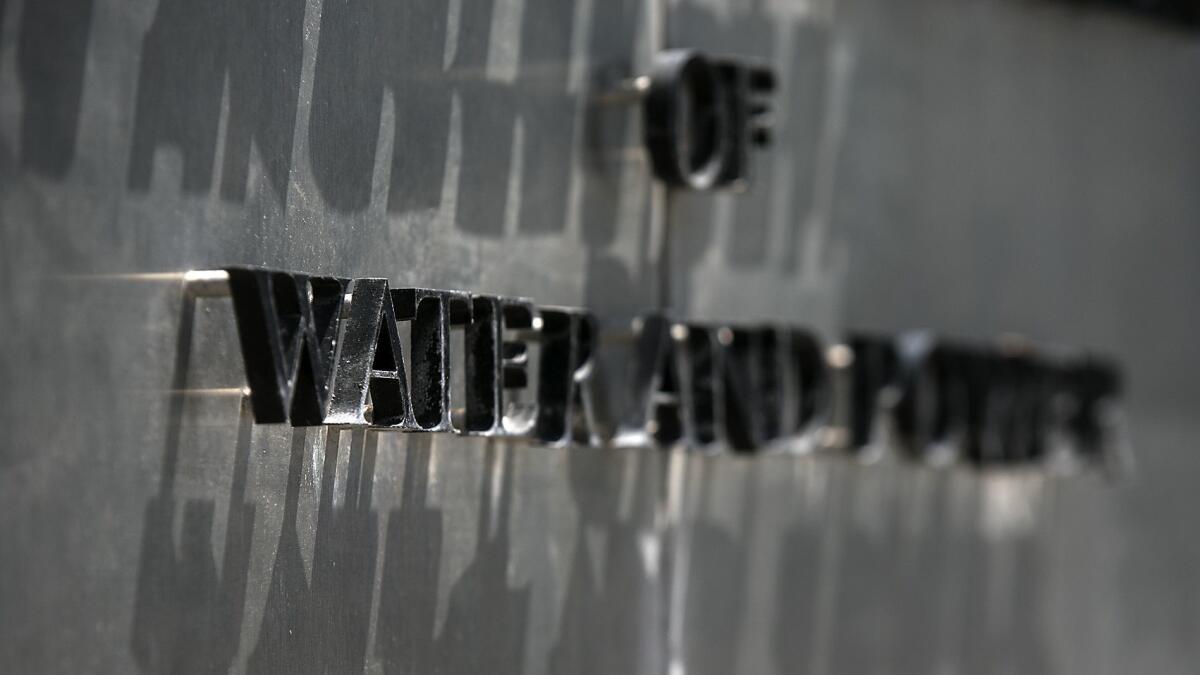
<box><xmin>3</xmin><ymin>0</ymin><xmax>1194</xmax><ymax>672</ymax></box>
<box><xmin>167</xmin><ymin>266</ymin><xmax>1130</xmax><ymax>471</ymax></box>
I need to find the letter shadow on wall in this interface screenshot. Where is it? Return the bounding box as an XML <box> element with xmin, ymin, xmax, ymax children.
<box><xmin>680</xmin><ymin>461</ymin><xmax>753</xmax><ymax>675</ymax></box>
<box><xmin>309</xmin><ymin>0</ymin><xmax>577</xmax><ymax>233</ymax></box>
<box><xmin>308</xmin><ymin>0</ymin><xmax>453</xmax><ymax>215</ymax></box>
<box><xmin>411</xmin><ymin>442</ymin><xmax>532</xmax><ymax>674</ymax></box>
<box><xmin>12</xmin><ymin>0</ymin><xmax>637</xmax><ymax>247</ymax></box>
<box><xmin>825</xmin><ymin>486</ymin><xmax>897</xmax><ymax>675</ymax></box>
<box><xmin>669</xmin><ymin>0</ymin><xmax>829</xmax><ymax>277</ymax></box>
<box><xmin>258</xmin><ymin>437</ymin><xmax>534</xmax><ymax>675</ymax></box>
<box><xmin>375</xmin><ymin>435</ymin><xmax>442</xmax><ymax>674</ymax></box>
<box><xmin>132</xmin><ymin>294</ymin><xmax>537</xmax><ymax>674</ymax></box>
<box><xmin>130</xmin><ymin>294</ymin><xmax>256</xmax><ymax>674</ymax></box>
<box><xmin>378</xmin><ymin>440</ymin><xmax>533</xmax><ymax>674</ymax></box>
<box><xmin>130</xmin><ymin>291</ymin><xmax>384</xmax><ymax>674</ymax></box>
<box><xmin>548</xmin><ymin>449</ymin><xmax>664</xmax><ymax>675</ymax></box>
<box><xmin>771</xmin><ymin>501</ymin><xmax>824</xmax><ymax>675</ymax></box>
<box><xmin>131</xmin><ymin>293</ymin><xmax>386</xmax><ymax>674</ymax></box>
<box><xmin>957</xmin><ymin>515</ymin><xmax>1050</xmax><ymax>675</ymax></box>
<box><xmin>14</xmin><ymin>0</ymin><xmax>96</xmax><ymax>178</ymax></box>
<box><xmin>246</xmin><ymin>427</ymin><xmax>380</xmax><ymax>674</ymax></box>
<box><xmin>578</xmin><ymin>0</ymin><xmax>657</xmax><ymax>319</ymax></box>
<box><xmin>126</xmin><ymin>0</ymin><xmax>305</xmax><ymax>204</ymax></box>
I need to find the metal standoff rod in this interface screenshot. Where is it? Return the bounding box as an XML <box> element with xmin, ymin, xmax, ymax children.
<box><xmin>183</xmin><ymin>269</ymin><xmax>232</xmax><ymax>297</ymax></box>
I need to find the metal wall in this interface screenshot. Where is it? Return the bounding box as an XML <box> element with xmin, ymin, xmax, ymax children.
<box><xmin>0</xmin><ymin>0</ymin><xmax>1196</xmax><ymax>673</ymax></box>
<box><xmin>833</xmin><ymin>2</ymin><xmax>1200</xmax><ymax>672</ymax></box>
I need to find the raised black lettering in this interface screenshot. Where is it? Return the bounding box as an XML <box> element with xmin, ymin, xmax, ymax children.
<box><xmin>225</xmin><ymin>267</ymin><xmax>346</xmax><ymax>425</ymax></box>
<box><xmin>535</xmin><ymin>308</ymin><xmax>599</xmax><ymax>446</ymax></box>
<box><xmin>847</xmin><ymin>333</ymin><xmax>899</xmax><ymax>451</ymax></box>
<box><xmin>392</xmin><ymin>288</ymin><xmax>472</xmax><ymax>431</ymax></box>
<box><xmin>613</xmin><ymin>315</ymin><xmax>684</xmax><ymax>448</ymax></box>
<box><xmin>325</xmin><ymin>278</ymin><xmax>413</xmax><ymax>428</ymax></box>
<box><xmin>465</xmin><ymin>295</ymin><xmax>537</xmax><ymax>436</ymax></box>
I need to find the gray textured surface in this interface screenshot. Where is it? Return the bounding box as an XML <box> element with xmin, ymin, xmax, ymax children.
<box><xmin>0</xmin><ymin>0</ymin><xmax>1195</xmax><ymax>673</ymax></box>
<box><xmin>833</xmin><ymin>1</ymin><xmax>1200</xmax><ymax>672</ymax></box>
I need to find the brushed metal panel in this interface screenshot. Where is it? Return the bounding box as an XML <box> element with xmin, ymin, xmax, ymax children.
<box><xmin>2</xmin><ymin>0</ymin><xmax>1197</xmax><ymax>674</ymax></box>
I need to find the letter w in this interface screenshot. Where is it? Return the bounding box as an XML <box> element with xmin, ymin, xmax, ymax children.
<box><xmin>226</xmin><ymin>267</ymin><xmax>347</xmax><ymax>425</ymax></box>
